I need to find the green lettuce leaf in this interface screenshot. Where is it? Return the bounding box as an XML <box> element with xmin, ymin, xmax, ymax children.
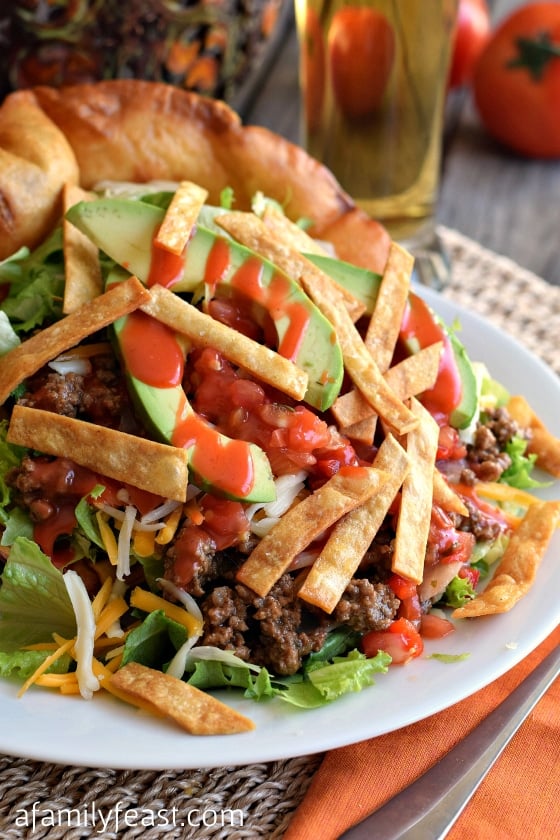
<box><xmin>0</xmin><ymin>229</ymin><xmax>65</xmax><ymax>334</ymax></box>
<box><xmin>0</xmin><ymin>507</ymin><xmax>33</xmax><ymax>546</ymax></box>
<box><xmin>0</xmin><ymin>421</ymin><xmax>25</xmax><ymax>507</ymax></box>
<box><xmin>0</xmin><ymin>311</ymin><xmax>20</xmax><ymax>355</ymax></box>
<box><xmin>0</xmin><ymin>649</ymin><xmax>71</xmax><ymax>680</ymax></box>
<box><xmin>0</xmin><ymin>537</ymin><xmax>76</xmax><ymax>651</ymax></box>
<box><xmin>443</xmin><ymin>575</ymin><xmax>476</xmax><ymax>608</ymax></box>
<box><xmin>121</xmin><ymin>609</ymin><xmax>187</xmax><ymax>669</ymax></box>
<box><xmin>500</xmin><ymin>435</ymin><xmax>550</xmax><ymax>489</ymax></box>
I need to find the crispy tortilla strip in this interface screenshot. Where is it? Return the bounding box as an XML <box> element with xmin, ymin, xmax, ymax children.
<box><xmin>154</xmin><ymin>180</ymin><xmax>208</xmax><ymax>255</ymax></box>
<box><xmin>141</xmin><ymin>284</ymin><xmax>308</xmax><ymax>400</ymax></box>
<box><xmin>392</xmin><ymin>398</ymin><xmax>440</xmax><ymax>583</ymax></box>
<box><xmin>110</xmin><ymin>662</ymin><xmax>254</xmax><ymax>735</ymax></box>
<box><xmin>453</xmin><ymin>501</ymin><xmax>560</xmax><ymax>618</ymax></box>
<box><xmin>8</xmin><ymin>405</ymin><xmax>190</xmax><ymax>502</ymax></box>
<box><xmin>298</xmin><ymin>435</ymin><xmax>409</xmax><ymax>613</ymax></box>
<box><xmin>237</xmin><ymin>466</ymin><xmax>388</xmax><ymax>597</ymax></box>
<box><xmin>0</xmin><ymin>275</ymin><xmax>149</xmax><ymax>405</ymax></box>
<box><xmin>364</xmin><ymin>242</ymin><xmax>412</xmax><ymax>369</ymax></box>
<box><xmin>327</xmin><ymin>243</ymin><xmax>412</xmax><ymax>443</ymax></box>
<box><xmin>262</xmin><ymin>203</ymin><xmax>330</xmax><ymax>256</ymax></box>
<box><xmin>299</xmin><ymin>269</ymin><xmax>418</xmax><ymax>436</ymax></box>
<box><xmin>507</xmin><ymin>394</ymin><xmax>560</xmax><ymax>478</ymax></box>
<box><xmin>216</xmin><ymin>210</ymin><xmax>366</xmax><ymax>322</ymax></box>
<box><xmin>432</xmin><ymin>469</ymin><xmax>469</xmax><ymax>516</ymax></box>
<box><xmin>332</xmin><ymin>343</ymin><xmax>442</xmax><ymax>441</ymax></box>
<box><xmin>62</xmin><ymin>183</ymin><xmax>103</xmax><ymax>313</ymax></box>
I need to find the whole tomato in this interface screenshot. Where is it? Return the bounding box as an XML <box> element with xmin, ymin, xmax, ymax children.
<box><xmin>328</xmin><ymin>7</ymin><xmax>395</xmax><ymax>119</ymax></box>
<box><xmin>473</xmin><ymin>2</ymin><xmax>560</xmax><ymax>158</ymax></box>
<box><xmin>448</xmin><ymin>0</ymin><xmax>491</xmax><ymax>88</ymax></box>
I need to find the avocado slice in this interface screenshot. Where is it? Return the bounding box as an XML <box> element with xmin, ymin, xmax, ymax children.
<box><xmin>302</xmin><ymin>252</ymin><xmax>382</xmax><ymax>316</ymax></box>
<box><xmin>448</xmin><ymin>331</ymin><xmax>478</xmax><ymax>430</ymax></box>
<box><xmin>400</xmin><ymin>293</ymin><xmax>478</xmax><ymax>430</ymax></box>
<box><xmin>108</xmin><ymin>272</ymin><xmax>275</xmax><ymax>503</ymax></box>
<box><xmin>66</xmin><ymin>198</ymin><xmax>343</xmax><ymax>411</ymax></box>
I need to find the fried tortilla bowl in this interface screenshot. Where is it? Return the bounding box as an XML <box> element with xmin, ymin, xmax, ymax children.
<box><xmin>0</xmin><ymin>79</ymin><xmax>390</xmax><ymax>271</ymax></box>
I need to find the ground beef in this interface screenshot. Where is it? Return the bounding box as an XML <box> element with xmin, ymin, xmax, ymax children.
<box><xmin>463</xmin><ymin>407</ymin><xmax>527</xmax><ymax>483</ymax></box>
<box><xmin>198</xmin><ymin>571</ymin><xmax>400</xmax><ymax>676</ymax></box>
<box><xmin>460</xmin><ymin>496</ymin><xmax>504</xmax><ymax>542</ymax></box>
<box><xmin>17</xmin><ymin>354</ymin><xmax>129</xmax><ymax>428</ymax></box>
<box><xmin>333</xmin><ymin>579</ymin><xmax>399</xmax><ymax>633</ymax></box>
<box><xmin>18</xmin><ymin>371</ymin><xmax>85</xmax><ymax>417</ymax></box>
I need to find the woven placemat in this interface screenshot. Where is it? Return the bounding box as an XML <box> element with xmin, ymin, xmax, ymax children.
<box><xmin>0</xmin><ymin>231</ymin><xmax>558</xmax><ymax>840</ymax></box>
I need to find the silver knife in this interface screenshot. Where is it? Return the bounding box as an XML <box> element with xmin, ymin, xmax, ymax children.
<box><xmin>339</xmin><ymin>639</ymin><xmax>560</xmax><ymax>840</ymax></box>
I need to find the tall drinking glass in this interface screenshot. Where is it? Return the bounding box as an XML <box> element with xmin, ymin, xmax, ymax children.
<box><xmin>295</xmin><ymin>0</ymin><xmax>458</xmax><ymax>287</ymax></box>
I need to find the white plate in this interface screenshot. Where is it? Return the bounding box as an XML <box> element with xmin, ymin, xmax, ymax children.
<box><xmin>1</xmin><ymin>289</ymin><xmax>559</xmax><ymax>769</ymax></box>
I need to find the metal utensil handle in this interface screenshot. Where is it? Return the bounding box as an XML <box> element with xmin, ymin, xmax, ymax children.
<box><xmin>340</xmin><ymin>641</ymin><xmax>560</xmax><ymax>840</ymax></box>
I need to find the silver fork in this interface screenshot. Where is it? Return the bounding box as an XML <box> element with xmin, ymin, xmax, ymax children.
<box><xmin>339</xmin><ymin>639</ymin><xmax>560</xmax><ymax>840</ymax></box>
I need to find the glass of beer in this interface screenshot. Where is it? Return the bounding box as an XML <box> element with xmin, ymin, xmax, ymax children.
<box><xmin>295</xmin><ymin>0</ymin><xmax>458</xmax><ymax>287</ymax></box>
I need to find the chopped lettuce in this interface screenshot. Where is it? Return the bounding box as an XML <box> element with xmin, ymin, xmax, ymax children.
<box><xmin>0</xmin><ymin>311</ymin><xmax>20</xmax><ymax>355</ymax></box>
<box><xmin>185</xmin><ymin>644</ymin><xmax>390</xmax><ymax>709</ymax></box>
<box><xmin>122</xmin><ymin>609</ymin><xmax>188</xmax><ymax>670</ymax></box>
<box><xmin>0</xmin><ymin>537</ymin><xmax>76</xmax><ymax>651</ymax></box>
<box><xmin>0</xmin><ymin>230</ymin><xmax>65</xmax><ymax>333</ymax></box>
<box><xmin>0</xmin><ymin>649</ymin><xmax>71</xmax><ymax>680</ymax></box>
<box><xmin>0</xmin><ymin>420</ymin><xmax>25</xmax><ymax>509</ymax></box>
<box><xmin>443</xmin><ymin>575</ymin><xmax>476</xmax><ymax>608</ymax></box>
<box><xmin>427</xmin><ymin>652</ymin><xmax>470</xmax><ymax>663</ymax></box>
<box><xmin>500</xmin><ymin>435</ymin><xmax>550</xmax><ymax>489</ymax></box>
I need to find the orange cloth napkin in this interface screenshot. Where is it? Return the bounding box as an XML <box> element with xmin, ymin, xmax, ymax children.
<box><xmin>284</xmin><ymin>624</ymin><xmax>560</xmax><ymax>840</ymax></box>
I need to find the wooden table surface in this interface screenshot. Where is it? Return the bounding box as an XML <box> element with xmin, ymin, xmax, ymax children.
<box><xmin>245</xmin><ymin>0</ymin><xmax>560</xmax><ymax>287</ymax></box>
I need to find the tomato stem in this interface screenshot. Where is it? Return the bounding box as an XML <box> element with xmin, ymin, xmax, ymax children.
<box><xmin>508</xmin><ymin>32</ymin><xmax>560</xmax><ymax>81</ymax></box>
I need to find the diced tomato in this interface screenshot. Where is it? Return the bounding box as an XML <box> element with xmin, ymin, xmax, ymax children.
<box><xmin>420</xmin><ymin>613</ymin><xmax>455</xmax><ymax>639</ymax></box>
<box><xmin>458</xmin><ymin>564</ymin><xmax>481</xmax><ymax>589</ymax></box>
<box><xmin>427</xmin><ymin>505</ymin><xmax>475</xmax><ymax>566</ymax></box>
<box><xmin>397</xmin><ymin>592</ymin><xmax>423</xmax><ymax>626</ymax></box>
<box><xmin>207</xmin><ymin>297</ymin><xmax>262</xmax><ymax>341</ymax></box>
<box><xmin>387</xmin><ymin>573</ymin><xmax>418</xmax><ymax>600</ymax></box>
<box><xmin>200</xmin><ymin>495</ymin><xmax>249</xmax><ymax>550</ymax></box>
<box><xmin>361</xmin><ymin>617</ymin><xmax>424</xmax><ymax>664</ymax></box>
<box><xmin>189</xmin><ymin>347</ymin><xmax>360</xmax><ymax>480</ymax></box>
<box><xmin>437</xmin><ymin>424</ymin><xmax>467</xmax><ymax>460</ymax></box>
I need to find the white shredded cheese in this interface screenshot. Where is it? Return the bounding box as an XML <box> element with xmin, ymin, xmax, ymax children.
<box><xmin>157</xmin><ymin>577</ymin><xmax>204</xmax><ymax>626</ymax></box>
<box><xmin>105</xmin><ymin>578</ymin><xmax>127</xmax><ymax>639</ymax></box>
<box><xmin>140</xmin><ymin>499</ymin><xmax>182</xmax><ymax>524</ymax></box>
<box><xmin>48</xmin><ymin>357</ymin><xmax>92</xmax><ymax>376</ymax></box>
<box><xmin>63</xmin><ymin>570</ymin><xmax>100</xmax><ymax>700</ymax></box>
<box><xmin>116</xmin><ymin>505</ymin><xmax>136</xmax><ymax>580</ymax></box>
<box><xmin>156</xmin><ymin>578</ymin><xmax>204</xmax><ymax>680</ymax></box>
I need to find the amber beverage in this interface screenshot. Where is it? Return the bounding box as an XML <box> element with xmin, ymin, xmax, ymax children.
<box><xmin>295</xmin><ymin>0</ymin><xmax>457</xmax><ymax>275</ymax></box>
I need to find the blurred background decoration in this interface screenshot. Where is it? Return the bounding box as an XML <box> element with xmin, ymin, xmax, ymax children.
<box><xmin>0</xmin><ymin>0</ymin><xmax>293</xmax><ymax>116</ymax></box>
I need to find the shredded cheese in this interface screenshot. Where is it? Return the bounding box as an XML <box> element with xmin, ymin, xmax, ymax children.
<box><xmin>130</xmin><ymin>587</ymin><xmax>203</xmax><ymax>637</ymax></box>
<box><xmin>133</xmin><ymin>528</ymin><xmax>156</xmax><ymax>557</ymax></box>
<box><xmin>94</xmin><ymin>597</ymin><xmax>128</xmax><ymax>639</ymax></box>
<box><xmin>155</xmin><ymin>505</ymin><xmax>183</xmax><ymax>545</ymax></box>
<box><xmin>476</xmin><ymin>481</ymin><xmax>542</xmax><ymax>508</ymax></box>
<box><xmin>116</xmin><ymin>505</ymin><xmax>136</xmax><ymax>580</ymax></box>
<box><xmin>96</xmin><ymin>511</ymin><xmax>118</xmax><ymax>565</ymax></box>
<box><xmin>63</xmin><ymin>570</ymin><xmax>100</xmax><ymax>700</ymax></box>
<box><xmin>17</xmin><ymin>638</ymin><xmax>75</xmax><ymax>698</ymax></box>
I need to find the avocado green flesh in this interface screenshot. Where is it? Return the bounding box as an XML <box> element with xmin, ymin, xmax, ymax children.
<box><xmin>66</xmin><ymin>197</ymin><xmax>343</xmax><ymax>411</ymax></box>
<box><xmin>66</xmin><ymin>198</ymin><xmax>161</xmax><ymax>281</ymax></box>
<box><xmin>179</xmin><ymin>225</ymin><xmax>343</xmax><ymax>411</ymax></box>
<box><xmin>448</xmin><ymin>332</ymin><xmax>478</xmax><ymax>430</ymax></box>
<box><xmin>112</xmin><ymin>308</ymin><xmax>275</xmax><ymax>504</ymax></box>
<box><xmin>303</xmin><ymin>252</ymin><xmax>382</xmax><ymax>316</ymax></box>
